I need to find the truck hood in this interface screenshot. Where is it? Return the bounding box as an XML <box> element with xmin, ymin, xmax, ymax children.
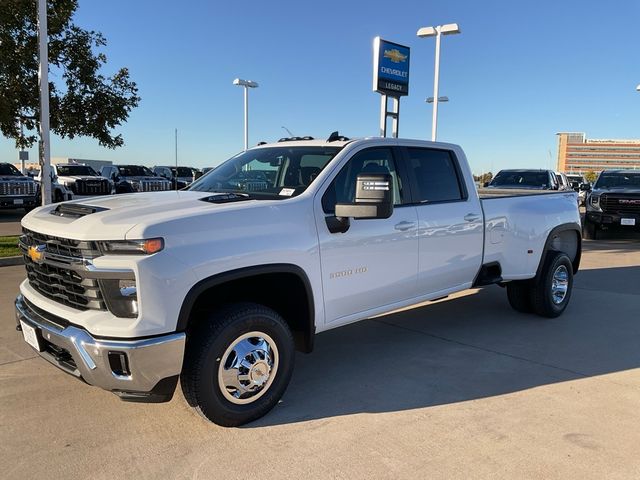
<box><xmin>593</xmin><ymin>187</ymin><xmax>640</xmax><ymax>194</ymax></box>
<box><xmin>21</xmin><ymin>190</ymin><xmax>259</xmax><ymax>241</ymax></box>
<box><xmin>121</xmin><ymin>176</ymin><xmax>169</xmax><ymax>183</ymax></box>
<box><xmin>58</xmin><ymin>175</ymin><xmax>109</xmax><ymax>182</ymax></box>
<box><xmin>0</xmin><ymin>175</ymin><xmax>34</xmax><ymax>182</ymax></box>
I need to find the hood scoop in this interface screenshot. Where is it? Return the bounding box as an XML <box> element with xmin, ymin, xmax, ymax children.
<box><xmin>50</xmin><ymin>203</ymin><xmax>108</xmax><ymax>218</ymax></box>
<box><xmin>200</xmin><ymin>193</ymin><xmax>251</xmax><ymax>204</ymax></box>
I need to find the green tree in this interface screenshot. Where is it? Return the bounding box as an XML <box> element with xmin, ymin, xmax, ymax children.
<box><xmin>584</xmin><ymin>170</ymin><xmax>598</xmax><ymax>183</ymax></box>
<box><xmin>0</xmin><ymin>0</ymin><xmax>140</xmax><ymax>149</ymax></box>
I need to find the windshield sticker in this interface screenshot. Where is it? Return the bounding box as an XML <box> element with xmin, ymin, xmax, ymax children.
<box><xmin>279</xmin><ymin>188</ymin><xmax>295</xmax><ymax>197</ymax></box>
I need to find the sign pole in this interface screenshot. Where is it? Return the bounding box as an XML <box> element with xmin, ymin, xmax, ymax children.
<box><xmin>37</xmin><ymin>0</ymin><xmax>51</xmax><ymax>205</ymax></box>
<box><xmin>379</xmin><ymin>95</ymin><xmax>387</xmax><ymax>137</ymax></box>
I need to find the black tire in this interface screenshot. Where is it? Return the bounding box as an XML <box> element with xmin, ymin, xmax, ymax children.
<box><xmin>54</xmin><ymin>190</ymin><xmax>64</xmax><ymax>203</ymax></box>
<box><xmin>506</xmin><ymin>280</ymin><xmax>533</xmax><ymax>313</ymax></box>
<box><xmin>181</xmin><ymin>302</ymin><xmax>295</xmax><ymax>427</ymax></box>
<box><xmin>530</xmin><ymin>251</ymin><xmax>574</xmax><ymax>318</ymax></box>
<box><xmin>582</xmin><ymin>219</ymin><xmax>597</xmax><ymax>240</ymax></box>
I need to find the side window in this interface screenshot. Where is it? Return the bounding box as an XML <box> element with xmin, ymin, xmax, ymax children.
<box><xmin>406</xmin><ymin>148</ymin><xmax>465</xmax><ymax>203</ymax></box>
<box><xmin>322</xmin><ymin>148</ymin><xmax>403</xmax><ymax>214</ymax></box>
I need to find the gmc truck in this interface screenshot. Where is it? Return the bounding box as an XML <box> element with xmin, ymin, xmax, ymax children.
<box><xmin>15</xmin><ymin>136</ymin><xmax>581</xmax><ymax>426</ymax></box>
<box><xmin>583</xmin><ymin>169</ymin><xmax>640</xmax><ymax>239</ymax></box>
<box><xmin>0</xmin><ymin>163</ymin><xmax>39</xmax><ymax>211</ymax></box>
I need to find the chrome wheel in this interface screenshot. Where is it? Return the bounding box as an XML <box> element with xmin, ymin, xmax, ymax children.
<box><xmin>217</xmin><ymin>331</ymin><xmax>278</xmax><ymax>405</ymax></box>
<box><xmin>551</xmin><ymin>265</ymin><xmax>569</xmax><ymax>305</ymax></box>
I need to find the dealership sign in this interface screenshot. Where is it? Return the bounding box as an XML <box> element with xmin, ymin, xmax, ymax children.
<box><xmin>373</xmin><ymin>37</ymin><xmax>410</xmax><ymax>97</ymax></box>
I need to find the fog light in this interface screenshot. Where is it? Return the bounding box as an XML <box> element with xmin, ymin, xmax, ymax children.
<box><xmin>108</xmin><ymin>351</ymin><xmax>131</xmax><ymax>377</ymax></box>
<box><xmin>99</xmin><ymin>278</ymin><xmax>139</xmax><ymax>318</ymax></box>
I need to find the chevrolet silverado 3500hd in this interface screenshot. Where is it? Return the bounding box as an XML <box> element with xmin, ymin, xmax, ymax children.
<box><xmin>15</xmin><ymin>136</ymin><xmax>581</xmax><ymax>426</ymax></box>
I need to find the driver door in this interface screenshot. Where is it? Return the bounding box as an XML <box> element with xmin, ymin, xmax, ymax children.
<box><xmin>314</xmin><ymin>147</ymin><xmax>419</xmax><ymax>326</ymax></box>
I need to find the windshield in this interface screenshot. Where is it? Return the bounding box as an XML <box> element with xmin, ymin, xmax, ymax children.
<box><xmin>189</xmin><ymin>146</ymin><xmax>342</xmax><ymax>198</ymax></box>
<box><xmin>56</xmin><ymin>165</ymin><xmax>98</xmax><ymax>176</ymax></box>
<box><xmin>118</xmin><ymin>165</ymin><xmax>155</xmax><ymax>177</ymax></box>
<box><xmin>0</xmin><ymin>164</ymin><xmax>23</xmax><ymax>176</ymax></box>
<box><xmin>489</xmin><ymin>170</ymin><xmax>550</xmax><ymax>189</ymax></box>
<box><xmin>595</xmin><ymin>172</ymin><xmax>640</xmax><ymax>189</ymax></box>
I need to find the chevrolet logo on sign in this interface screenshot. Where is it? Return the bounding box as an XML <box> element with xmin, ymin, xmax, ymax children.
<box><xmin>383</xmin><ymin>48</ymin><xmax>407</xmax><ymax>63</ymax></box>
<box><xmin>28</xmin><ymin>245</ymin><xmax>46</xmax><ymax>264</ymax></box>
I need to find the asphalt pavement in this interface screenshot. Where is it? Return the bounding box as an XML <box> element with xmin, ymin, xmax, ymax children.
<box><xmin>1</xmin><ymin>237</ymin><xmax>640</xmax><ymax>479</ymax></box>
<box><xmin>0</xmin><ymin>211</ymin><xmax>23</xmax><ymax>236</ymax></box>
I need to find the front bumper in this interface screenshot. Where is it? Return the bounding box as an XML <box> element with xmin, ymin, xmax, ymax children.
<box><xmin>15</xmin><ymin>294</ymin><xmax>185</xmax><ymax>402</ymax></box>
<box><xmin>0</xmin><ymin>195</ymin><xmax>38</xmax><ymax>209</ymax></box>
<box><xmin>586</xmin><ymin>211</ymin><xmax>640</xmax><ymax>229</ymax></box>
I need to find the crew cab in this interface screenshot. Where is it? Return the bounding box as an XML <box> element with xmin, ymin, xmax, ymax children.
<box><xmin>583</xmin><ymin>169</ymin><xmax>640</xmax><ymax>239</ymax></box>
<box><xmin>0</xmin><ymin>163</ymin><xmax>39</xmax><ymax>211</ymax></box>
<box><xmin>49</xmin><ymin>164</ymin><xmax>113</xmax><ymax>197</ymax></box>
<box><xmin>100</xmin><ymin>164</ymin><xmax>172</xmax><ymax>193</ymax></box>
<box><xmin>15</xmin><ymin>136</ymin><xmax>581</xmax><ymax>426</ymax></box>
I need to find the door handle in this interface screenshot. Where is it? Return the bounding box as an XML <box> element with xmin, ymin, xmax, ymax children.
<box><xmin>464</xmin><ymin>213</ymin><xmax>481</xmax><ymax>222</ymax></box>
<box><xmin>394</xmin><ymin>221</ymin><xmax>416</xmax><ymax>231</ymax></box>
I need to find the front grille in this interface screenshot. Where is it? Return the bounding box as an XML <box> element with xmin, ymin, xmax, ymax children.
<box><xmin>141</xmin><ymin>180</ymin><xmax>169</xmax><ymax>192</ymax></box>
<box><xmin>0</xmin><ymin>181</ymin><xmax>37</xmax><ymax>196</ymax></box>
<box><xmin>21</xmin><ymin>229</ymin><xmax>105</xmax><ymax>311</ymax></box>
<box><xmin>600</xmin><ymin>194</ymin><xmax>640</xmax><ymax>214</ymax></box>
<box><xmin>73</xmin><ymin>179</ymin><xmax>111</xmax><ymax>195</ymax></box>
<box><xmin>21</xmin><ymin>228</ymin><xmax>101</xmax><ymax>259</ymax></box>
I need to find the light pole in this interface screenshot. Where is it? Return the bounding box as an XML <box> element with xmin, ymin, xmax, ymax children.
<box><xmin>37</xmin><ymin>0</ymin><xmax>52</xmax><ymax>204</ymax></box>
<box><xmin>233</xmin><ymin>78</ymin><xmax>259</xmax><ymax>150</ymax></box>
<box><xmin>417</xmin><ymin>23</ymin><xmax>461</xmax><ymax>141</ymax></box>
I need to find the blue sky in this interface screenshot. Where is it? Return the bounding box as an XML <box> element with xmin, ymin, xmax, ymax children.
<box><xmin>3</xmin><ymin>0</ymin><xmax>640</xmax><ymax>174</ymax></box>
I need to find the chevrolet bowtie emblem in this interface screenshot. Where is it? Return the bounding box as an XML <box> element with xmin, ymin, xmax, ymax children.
<box><xmin>28</xmin><ymin>244</ymin><xmax>46</xmax><ymax>264</ymax></box>
<box><xmin>383</xmin><ymin>48</ymin><xmax>407</xmax><ymax>63</ymax></box>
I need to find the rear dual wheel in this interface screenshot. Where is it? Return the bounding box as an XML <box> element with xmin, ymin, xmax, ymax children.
<box><xmin>506</xmin><ymin>251</ymin><xmax>573</xmax><ymax>318</ymax></box>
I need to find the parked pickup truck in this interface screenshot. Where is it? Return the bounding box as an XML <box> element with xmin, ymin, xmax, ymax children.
<box><xmin>49</xmin><ymin>164</ymin><xmax>113</xmax><ymax>197</ymax></box>
<box><xmin>0</xmin><ymin>162</ymin><xmax>39</xmax><ymax>211</ymax></box>
<box><xmin>15</xmin><ymin>136</ymin><xmax>581</xmax><ymax>426</ymax></box>
<box><xmin>583</xmin><ymin>169</ymin><xmax>640</xmax><ymax>239</ymax></box>
<box><xmin>100</xmin><ymin>164</ymin><xmax>172</xmax><ymax>194</ymax></box>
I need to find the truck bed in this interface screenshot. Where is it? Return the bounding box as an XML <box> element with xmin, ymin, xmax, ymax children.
<box><xmin>477</xmin><ymin>188</ymin><xmax>574</xmax><ymax>199</ymax></box>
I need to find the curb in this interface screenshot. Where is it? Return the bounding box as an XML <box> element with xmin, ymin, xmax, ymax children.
<box><xmin>0</xmin><ymin>256</ymin><xmax>23</xmax><ymax>267</ymax></box>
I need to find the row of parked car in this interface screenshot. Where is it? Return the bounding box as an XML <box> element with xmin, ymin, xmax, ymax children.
<box><xmin>483</xmin><ymin>168</ymin><xmax>640</xmax><ymax>239</ymax></box>
<box><xmin>484</xmin><ymin>169</ymin><xmax>589</xmax><ymax>204</ymax></box>
<box><xmin>0</xmin><ymin>162</ymin><xmax>209</xmax><ymax>211</ymax></box>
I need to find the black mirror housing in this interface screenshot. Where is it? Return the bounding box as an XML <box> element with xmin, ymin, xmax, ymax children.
<box><xmin>335</xmin><ymin>173</ymin><xmax>394</xmax><ymax>220</ymax></box>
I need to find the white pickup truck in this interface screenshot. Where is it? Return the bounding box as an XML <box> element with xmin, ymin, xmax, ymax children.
<box><xmin>15</xmin><ymin>136</ymin><xmax>581</xmax><ymax>426</ymax></box>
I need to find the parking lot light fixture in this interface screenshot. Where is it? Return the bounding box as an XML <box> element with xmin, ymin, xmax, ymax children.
<box><xmin>426</xmin><ymin>96</ymin><xmax>449</xmax><ymax>103</ymax></box>
<box><xmin>417</xmin><ymin>23</ymin><xmax>461</xmax><ymax>141</ymax></box>
<box><xmin>233</xmin><ymin>78</ymin><xmax>259</xmax><ymax>151</ymax></box>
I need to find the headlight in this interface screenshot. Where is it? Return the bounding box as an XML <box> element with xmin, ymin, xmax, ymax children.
<box><xmin>130</xmin><ymin>180</ymin><xmax>141</xmax><ymax>191</ymax></box>
<box><xmin>97</xmin><ymin>238</ymin><xmax>164</xmax><ymax>255</ymax></box>
<box><xmin>589</xmin><ymin>195</ymin><xmax>600</xmax><ymax>209</ymax></box>
<box><xmin>99</xmin><ymin>278</ymin><xmax>138</xmax><ymax>318</ymax></box>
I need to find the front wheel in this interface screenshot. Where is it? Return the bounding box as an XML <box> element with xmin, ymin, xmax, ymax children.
<box><xmin>181</xmin><ymin>303</ymin><xmax>295</xmax><ymax>426</ymax></box>
<box><xmin>530</xmin><ymin>251</ymin><xmax>574</xmax><ymax>318</ymax></box>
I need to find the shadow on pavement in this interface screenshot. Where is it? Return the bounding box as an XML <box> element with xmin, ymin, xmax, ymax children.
<box><xmin>249</xmin><ymin>264</ymin><xmax>640</xmax><ymax>427</ymax></box>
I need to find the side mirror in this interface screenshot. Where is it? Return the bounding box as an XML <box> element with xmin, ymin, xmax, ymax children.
<box><xmin>327</xmin><ymin>173</ymin><xmax>393</xmax><ymax>233</ymax></box>
<box><xmin>579</xmin><ymin>183</ymin><xmax>591</xmax><ymax>191</ymax></box>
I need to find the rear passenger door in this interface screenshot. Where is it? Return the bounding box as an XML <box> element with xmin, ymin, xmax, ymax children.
<box><xmin>402</xmin><ymin>147</ymin><xmax>484</xmax><ymax>295</ymax></box>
